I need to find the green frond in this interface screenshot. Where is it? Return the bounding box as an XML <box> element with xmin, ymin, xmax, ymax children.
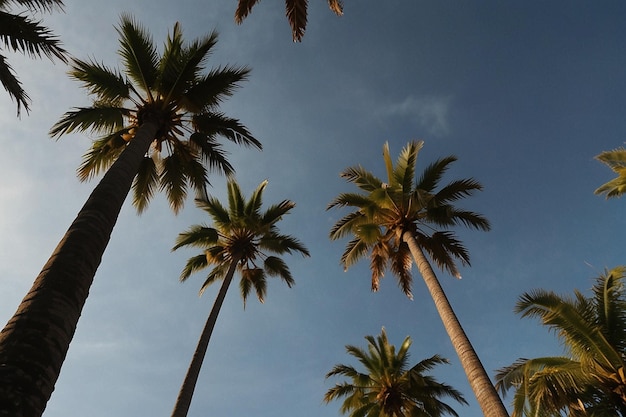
<box><xmin>132</xmin><ymin>156</ymin><xmax>159</xmax><ymax>214</ymax></box>
<box><xmin>195</xmin><ymin>196</ymin><xmax>231</xmax><ymax>231</ymax></box>
<box><xmin>183</xmin><ymin>65</ymin><xmax>250</xmax><ymax>112</ymax></box>
<box><xmin>199</xmin><ymin>264</ymin><xmax>229</xmax><ymax>295</ymax></box>
<box><xmin>261</xmin><ymin>200</ymin><xmax>295</xmax><ymax>225</ymax></box>
<box><xmin>393</xmin><ymin>140</ymin><xmax>422</xmax><ymax>195</ymax></box>
<box><xmin>227</xmin><ymin>179</ymin><xmax>245</xmax><ymax>219</ymax></box>
<box><xmin>425</xmin><ymin>206</ymin><xmax>491</xmax><ymax>231</ymax></box>
<box><xmin>390</xmin><ymin>242</ymin><xmax>414</xmax><ymax>299</ymax></box>
<box><xmin>329</xmin><ymin>211</ymin><xmax>368</xmax><ymax>241</ymax></box>
<box><xmin>172</xmin><ymin>225</ymin><xmax>219</xmax><ymax>251</ymax></box>
<box><xmin>189</xmin><ymin>132</ymin><xmax>235</xmax><ymax>176</ymax></box>
<box><xmin>433</xmin><ymin>178</ymin><xmax>484</xmax><ymax>204</ymax></box>
<box><xmin>116</xmin><ymin>14</ymin><xmax>158</xmax><ymax>97</ymax></box>
<box><xmin>0</xmin><ymin>10</ymin><xmax>66</xmax><ymax>61</ymax></box>
<box><xmin>264</xmin><ymin>256</ymin><xmax>295</xmax><ymax>287</ymax></box>
<box><xmin>160</xmin><ymin>153</ymin><xmax>188</xmax><ymax>214</ymax></box>
<box><xmin>340</xmin><ymin>166</ymin><xmax>383</xmax><ymax>192</ymax></box>
<box><xmin>69</xmin><ymin>58</ymin><xmax>131</xmax><ymax>105</ymax></box>
<box><xmin>192</xmin><ymin>112</ymin><xmax>262</xmax><ymax>150</ymax></box>
<box><xmin>0</xmin><ymin>52</ymin><xmax>29</xmax><ymax>115</ymax></box>
<box><xmin>184</xmin><ymin>157</ymin><xmax>210</xmax><ymax>202</ymax></box>
<box><xmin>258</xmin><ymin>233</ymin><xmax>310</xmax><ymax>257</ymax></box>
<box><xmin>178</xmin><ymin>253</ymin><xmax>209</xmax><ymax>282</ymax></box>
<box><xmin>417</xmin><ymin>231</ymin><xmax>468</xmax><ymax>278</ymax></box>
<box><xmin>244</xmin><ymin>179</ymin><xmax>267</xmax><ymax>218</ymax></box>
<box><xmin>157</xmin><ymin>21</ymin><xmax>185</xmax><ymax>100</ymax></box>
<box><xmin>416</xmin><ymin>155</ymin><xmax>457</xmax><ymax>193</ymax></box>
<box><xmin>327</xmin><ymin>192</ymin><xmax>377</xmax><ymax>211</ymax></box>
<box><xmin>285</xmin><ymin>0</ymin><xmax>308</xmax><ymax>42</ymax></box>
<box><xmin>340</xmin><ymin>238</ymin><xmax>371</xmax><ymax>271</ymax></box>
<box><xmin>75</xmin><ymin>130</ymin><xmax>129</xmax><ymax>181</ymax></box>
<box><xmin>50</xmin><ymin>105</ymin><xmax>128</xmax><ymax>138</ymax></box>
<box><xmin>240</xmin><ymin>267</ymin><xmax>266</xmax><ymax>305</ymax></box>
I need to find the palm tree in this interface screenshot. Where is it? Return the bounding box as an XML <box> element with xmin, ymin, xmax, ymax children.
<box><xmin>170</xmin><ymin>179</ymin><xmax>309</xmax><ymax>417</ymax></box>
<box><xmin>495</xmin><ymin>266</ymin><xmax>626</xmax><ymax>417</ymax></box>
<box><xmin>0</xmin><ymin>16</ymin><xmax>260</xmax><ymax>417</ymax></box>
<box><xmin>595</xmin><ymin>147</ymin><xmax>626</xmax><ymax>199</ymax></box>
<box><xmin>328</xmin><ymin>141</ymin><xmax>509</xmax><ymax>417</ymax></box>
<box><xmin>0</xmin><ymin>0</ymin><xmax>68</xmax><ymax>116</ymax></box>
<box><xmin>324</xmin><ymin>327</ymin><xmax>468</xmax><ymax>417</ymax></box>
<box><xmin>234</xmin><ymin>0</ymin><xmax>343</xmax><ymax>42</ymax></box>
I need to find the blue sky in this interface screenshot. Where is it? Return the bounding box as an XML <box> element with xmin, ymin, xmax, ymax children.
<box><xmin>1</xmin><ymin>1</ymin><xmax>625</xmax><ymax>416</ymax></box>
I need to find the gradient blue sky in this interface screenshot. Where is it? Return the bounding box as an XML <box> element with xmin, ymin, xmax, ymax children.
<box><xmin>1</xmin><ymin>1</ymin><xmax>625</xmax><ymax>416</ymax></box>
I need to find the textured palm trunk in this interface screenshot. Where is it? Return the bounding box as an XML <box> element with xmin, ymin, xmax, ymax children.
<box><xmin>402</xmin><ymin>231</ymin><xmax>509</xmax><ymax>417</ymax></box>
<box><xmin>170</xmin><ymin>256</ymin><xmax>240</xmax><ymax>417</ymax></box>
<box><xmin>0</xmin><ymin>121</ymin><xmax>159</xmax><ymax>417</ymax></box>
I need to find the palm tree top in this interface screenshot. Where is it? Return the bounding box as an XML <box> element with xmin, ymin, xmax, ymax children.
<box><xmin>173</xmin><ymin>178</ymin><xmax>309</xmax><ymax>305</ymax></box>
<box><xmin>324</xmin><ymin>327</ymin><xmax>468</xmax><ymax>417</ymax></box>
<box><xmin>328</xmin><ymin>141</ymin><xmax>490</xmax><ymax>296</ymax></box>
<box><xmin>49</xmin><ymin>15</ymin><xmax>261</xmax><ymax>213</ymax></box>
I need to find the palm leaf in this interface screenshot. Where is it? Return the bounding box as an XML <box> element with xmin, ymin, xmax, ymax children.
<box><xmin>340</xmin><ymin>166</ymin><xmax>383</xmax><ymax>192</ymax></box>
<box><xmin>189</xmin><ymin>132</ymin><xmax>235</xmax><ymax>176</ymax></box>
<box><xmin>193</xmin><ymin>112</ymin><xmax>261</xmax><ymax>149</ymax></box>
<box><xmin>416</xmin><ymin>155</ymin><xmax>457</xmax><ymax>193</ymax></box>
<box><xmin>160</xmin><ymin>153</ymin><xmax>188</xmax><ymax>214</ymax></box>
<box><xmin>50</xmin><ymin>105</ymin><xmax>128</xmax><ymax>138</ymax></box>
<box><xmin>178</xmin><ymin>253</ymin><xmax>209</xmax><ymax>281</ymax></box>
<box><xmin>117</xmin><ymin>14</ymin><xmax>159</xmax><ymax>98</ymax></box>
<box><xmin>75</xmin><ymin>130</ymin><xmax>129</xmax><ymax>181</ymax></box>
<box><xmin>184</xmin><ymin>65</ymin><xmax>250</xmax><ymax>112</ymax></box>
<box><xmin>132</xmin><ymin>156</ymin><xmax>159</xmax><ymax>214</ymax></box>
<box><xmin>0</xmin><ymin>10</ymin><xmax>66</xmax><ymax>60</ymax></box>
<box><xmin>69</xmin><ymin>58</ymin><xmax>131</xmax><ymax>105</ymax></box>
<box><xmin>172</xmin><ymin>225</ymin><xmax>219</xmax><ymax>250</ymax></box>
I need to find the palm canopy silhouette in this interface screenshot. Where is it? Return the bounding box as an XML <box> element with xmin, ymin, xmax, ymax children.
<box><xmin>50</xmin><ymin>14</ymin><xmax>261</xmax><ymax>213</ymax></box>
<box><xmin>595</xmin><ymin>147</ymin><xmax>626</xmax><ymax>199</ymax></box>
<box><xmin>234</xmin><ymin>0</ymin><xmax>343</xmax><ymax>42</ymax></box>
<box><xmin>170</xmin><ymin>179</ymin><xmax>309</xmax><ymax>417</ymax></box>
<box><xmin>0</xmin><ymin>16</ymin><xmax>259</xmax><ymax>417</ymax></box>
<box><xmin>0</xmin><ymin>0</ymin><xmax>67</xmax><ymax>116</ymax></box>
<box><xmin>496</xmin><ymin>266</ymin><xmax>626</xmax><ymax>417</ymax></box>
<box><xmin>328</xmin><ymin>141</ymin><xmax>509</xmax><ymax>417</ymax></box>
<box><xmin>324</xmin><ymin>327</ymin><xmax>468</xmax><ymax>417</ymax></box>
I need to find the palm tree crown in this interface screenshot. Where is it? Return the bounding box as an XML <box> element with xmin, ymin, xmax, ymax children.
<box><xmin>595</xmin><ymin>147</ymin><xmax>626</xmax><ymax>199</ymax></box>
<box><xmin>324</xmin><ymin>327</ymin><xmax>468</xmax><ymax>417</ymax></box>
<box><xmin>0</xmin><ymin>0</ymin><xmax>68</xmax><ymax>116</ymax></box>
<box><xmin>234</xmin><ymin>0</ymin><xmax>343</xmax><ymax>42</ymax></box>
<box><xmin>169</xmin><ymin>179</ymin><xmax>309</xmax><ymax>417</ymax></box>
<box><xmin>328</xmin><ymin>140</ymin><xmax>490</xmax><ymax>298</ymax></box>
<box><xmin>50</xmin><ymin>14</ymin><xmax>261</xmax><ymax>213</ymax></box>
<box><xmin>495</xmin><ymin>266</ymin><xmax>626</xmax><ymax>416</ymax></box>
<box><xmin>173</xmin><ymin>179</ymin><xmax>310</xmax><ymax>304</ymax></box>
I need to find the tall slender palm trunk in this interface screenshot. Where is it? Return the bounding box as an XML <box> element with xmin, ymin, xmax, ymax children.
<box><xmin>402</xmin><ymin>231</ymin><xmax>509</xmax><ymax>417</ymax></box>
<box><xmin>0</xmin><ymin>121</ymin><xmax>159</xmax><ymax>417</ymax></box>
<box><xmin>171</xmin><ymin>257</ymin><xmax>240</xmax><ymax>417</ymax></box>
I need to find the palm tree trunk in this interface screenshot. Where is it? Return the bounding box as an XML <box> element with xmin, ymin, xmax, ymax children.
<box><xmin>402</xmin><ymin>231</ymin><xmax>509</xmax><ymax>417</ymax></box>
<box><xmin>170</xmin><ymin>256</ymin><xmax>241</xmax><ymax>417</ymax></box>
<box><xmin>0</xmin><ymin>121</ymin><xmax>159</xmax><ymax>417</ymax></box>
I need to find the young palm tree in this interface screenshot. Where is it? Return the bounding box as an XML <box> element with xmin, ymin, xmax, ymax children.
<box><xmin>495</xmin><ymin>266</ymin><xmax>626</xmax><ymax>417</ymax></box>
<box><xmin>170</xmin><ymin>179</ymin><xmax>309</xmax><ymax>417</ymax></box>
<box><xmin>324</xmin><ymin>327</ymin><xmax>467</xmax><ymax>417</ymax></box>
<box><xmin>595</xmin><ymin>147</ymin><xmax>626</xmax><ymax>198</ymax></box>
<box><xmin>0</xmin><ymin>0</ymin><xmax>67</xmax><ymax>116</ymax></box>
<box><xmin>234</xmin><ymin>0</ymin><xmax>343</xmax><ymax>42</ymax></box>
<box><xmin>0</xmin><ymin>16</ymin><xmax>260</xmax><ymax>417</ymax></box>
<box><xmin>328</xmin><ymin>141</ymin><xmax>509</xmax><ymax>417</ymax></box>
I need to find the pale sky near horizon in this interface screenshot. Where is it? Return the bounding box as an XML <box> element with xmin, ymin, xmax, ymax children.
<box><xmin>1</xmin><ymin>2</ymin><xmax>625</xmax><ymax>417</ymax></box>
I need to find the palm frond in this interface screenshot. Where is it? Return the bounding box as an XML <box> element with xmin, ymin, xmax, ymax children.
<box><xmin>595</xmin><ymin>147</ymin><xmax>626</xmax><ymax>199</ymax></box>
<box><xmin>75</xmin><ymin>130</ymin><xmax>129</xmax><ymax>181</ymax></box>
<box><xmin>183</xmin><ymin>65</ymin><xmax>250</xmax><ymax>111</ymax></box>
<box><xmin>132</xmin><ymin>156</ymin><xmax>159</xmax><ymax>214</ymax></box>
<box><xmin>0</xmin><ymin>11</ymin><xmax>66</xmax><ymax>61</ymax></box>
<box><xmin>340</xmin><ymin>237</ymin><xmax>371</xmax><ymax>272</ymax></box>
<box><xmin>339</xmin><ymin>166</ymin><xmax>383</xmax><ymax>192</ymax></box>
<box><xmin>416</xmin><ymin>155</ymin><xmax>457</xmax><ymax>193</ymax></box>
<box><xmin>68</xmin><ymin>58</ymin><xmax>131</xmax><ymax>105</ymax></box>
<box><xmin>116</xmin><ymin>13</ymin><xmax>158</xmax><ymax>97</ymax></box>
<box><xmin>0</xmin><ymin>52</ymin><xmax>28</xmax><ymax>115</ymax></box>
<box><xmin>160</xmin><ymin>153</ymin><xmax>188</xmax><ymax>214</ymax></box>
<box><xmin>178</xmin><ymin>253</ymin><xmax>209</xmax><ymax>282</ymax></box>
<box><xmin>234</xmin><ymin>0</ymin><xmax>261</xmax><ymax>24</ymax></box>
<box><xmin>393</xmin><ymin>140</ymin><xmax>422</xmax><ymax>196</ymax></box>
<box><xmin>417</xmin><ymin>231</ymin><xmax>468</xmax><ymax>278</ymax></box>
<box><xmin>189</xmin><ymin>132</ymin><xmax>235</xmax><ymax>176</ymax></box>
<box><xmin>49</xmin><ymin>105</ymin><xmax>128</xmax><ymax>138</ymax></box>
<box><xmin>285</xmin><ymin>0</ymin><xmax>307</xmax><ymax>42</ymax></box>
<box><xmin>195</xmin><ymin>195</ymin><xmax>231</xmax><ymax>230</ymax></box>
<box><xmin>264</xmin><ymin>256</ymin><xmax>295</xmax><ymax>287</ymax></box>
<box><xmin>193</xmin><ymin>112</ymin><xmax>262</xmax><ymax>149</ymax></box>
<box><xmin>172</xmin><ymin>225</ymin><xmax>219</xmax><ymax>251</ymax></box>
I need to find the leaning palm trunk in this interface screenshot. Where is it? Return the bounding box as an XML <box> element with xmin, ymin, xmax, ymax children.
<box><xmin>0</xmin><ymin>121</ymin><xmax>159</xmax><ymax>417</ymax></box>
<box><xmin>403</xmin><ymin>231</ymin><xmax>509</xmax><ymax>417</ymax></box>
<box><xmin>171</xmin><ymin>256</ymin><xmax>240</xmax><ymax>417</ymax></box>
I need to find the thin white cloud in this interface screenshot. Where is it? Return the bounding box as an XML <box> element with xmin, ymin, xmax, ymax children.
<box><xmin>383</xmin><ymin>95</ymin><xmax>452</xmax><ymax>136</ymax></box>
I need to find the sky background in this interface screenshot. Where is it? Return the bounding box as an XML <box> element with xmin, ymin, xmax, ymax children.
<box><xmin>1</xmin><ymin>1</ymin><xmax>625</xmax><ymax>416</ymax></box>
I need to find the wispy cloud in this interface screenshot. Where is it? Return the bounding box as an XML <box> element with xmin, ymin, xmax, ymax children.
<box><xmin>383</xmin><ymin>95</ymin><xmax>452</xmax><ymax>136</ymax></box>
